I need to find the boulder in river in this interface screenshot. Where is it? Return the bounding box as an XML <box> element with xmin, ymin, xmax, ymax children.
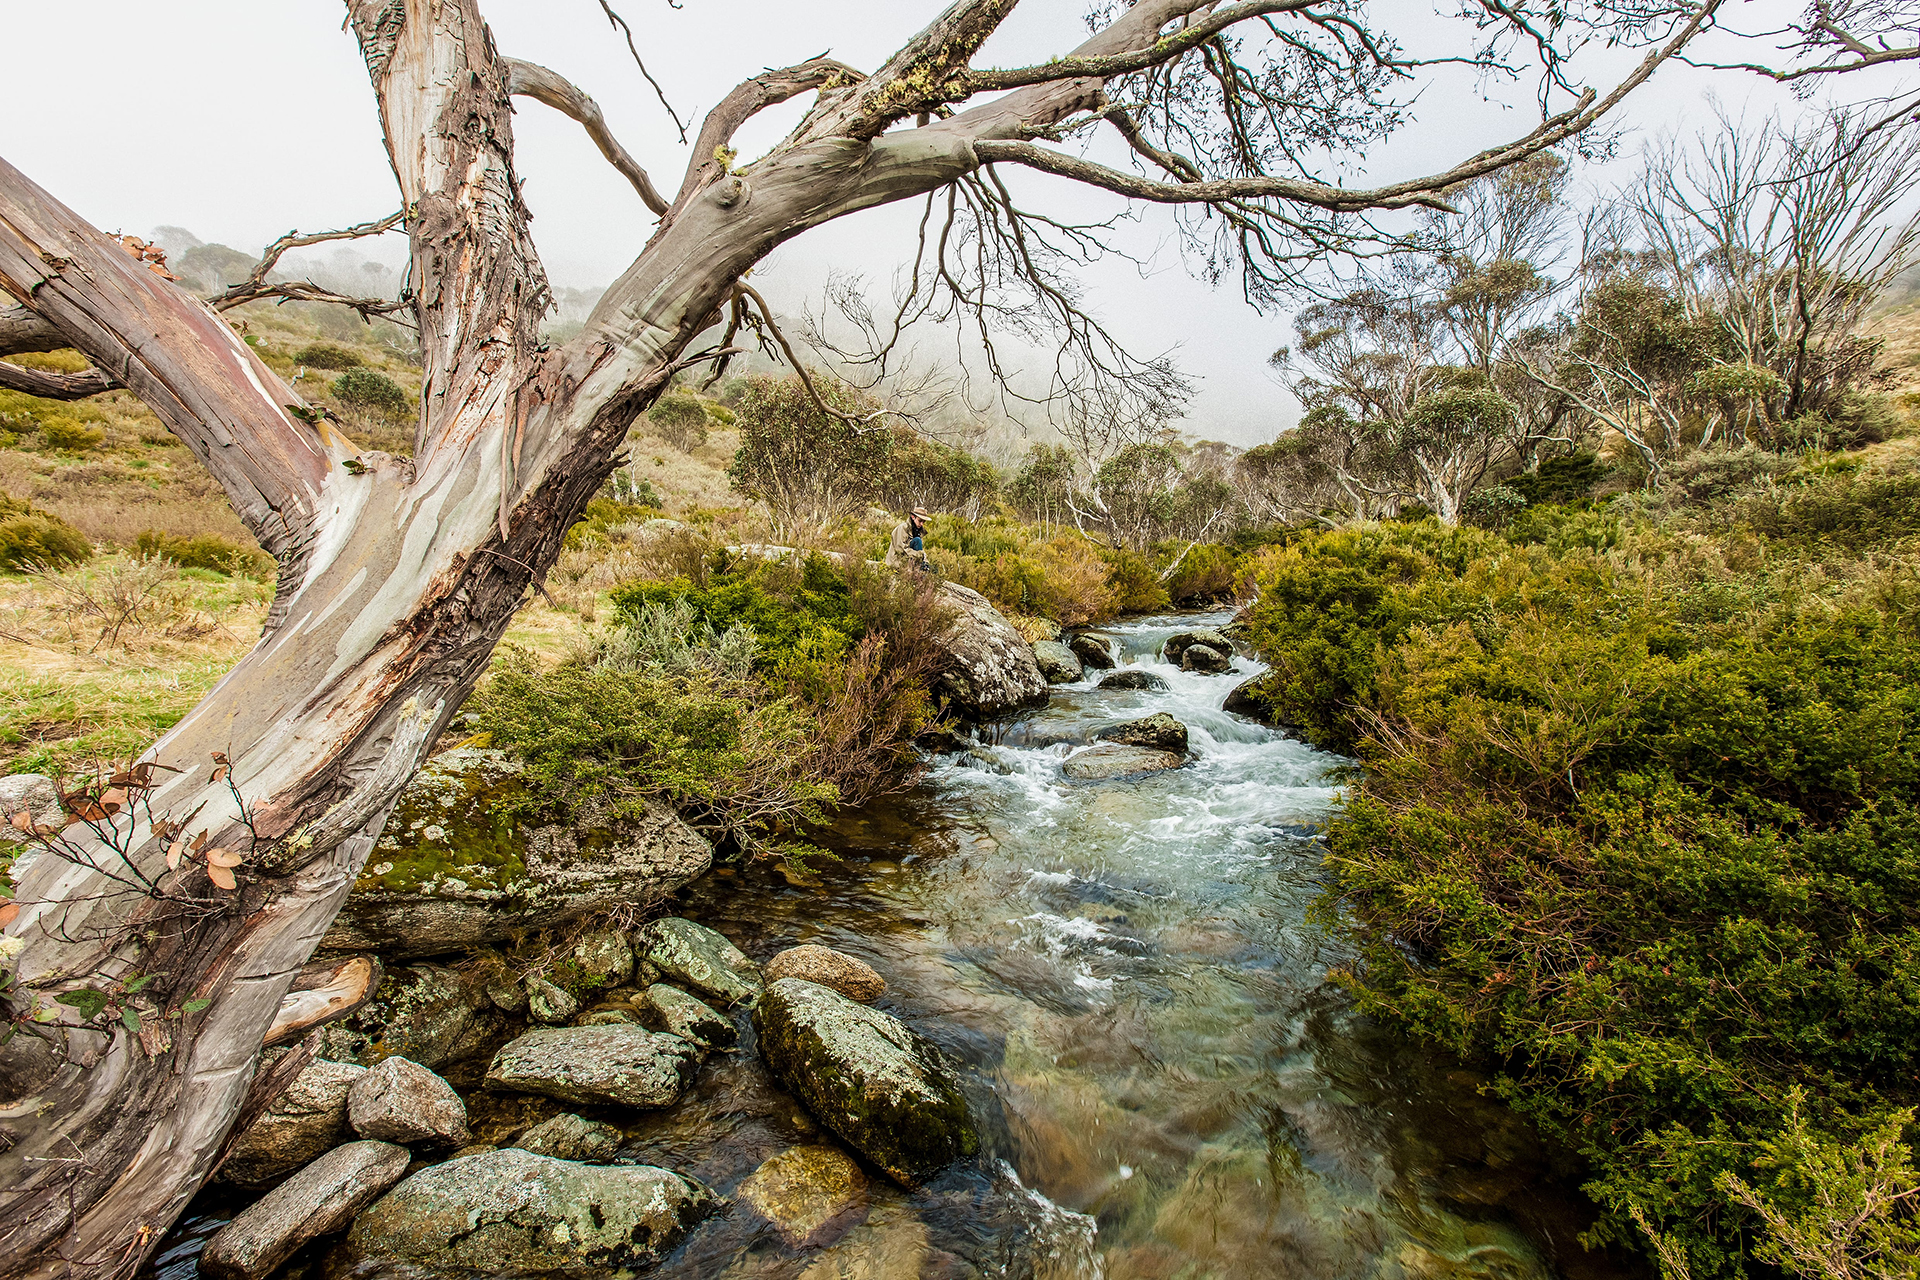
<box><xmin>1222</xmin><ymin>674</ymin><xmax>1284</xmax><ymax>727</ymax></box>
<box><xmin>318</xmin><ymin>963</ymin><xmax>505</xmax><ymax>1071</ymax></box>
<box><xmin>930</xmin><ymin>582</ymin><xmax>1050</xmax><ymax>719</ymax></box>
<box><xmin>765</xmin><ymin>944</ymin><xmax>887</xmax><ymax>1003</ymax></box>
<box><xmin>218</xmin><ymin>1059</ymin><xmax>366</xmax><ymax>1188</ymax></box>
<box><xmin>1097</xmin><ymin>669</ymin><xmax>1168</xmax><ymax>692</ymax></box>
<box><xmin>346</xmin><ymin>1147</ymin><xmax>713</xmax><ymax>1276</ymax></box>
<box><xmin>571</xmin><ymin>928</ymin><xmax>635</xmax><ymax>986</ymax></box>
<box><xmin>736</xmin><ymin>1144</ymin><xmax>869</xmax><ymax>1248</ymax></box>
<box><xmin>1030</xmin><ymin>640</ymin><xmax>1084</xmax><ymax>684</ymax></box>
<box><xmin>1097</xmin><ymin>712</ymin><xmax>1190</xmax><ymax>756</ymax></box>
<box><xmin>1061</xmin><ymin>743</ymin><xmax>1185</xmax><ymax>781</ymax></box>
<box><xmin>486</xmin><ymin>1024</ymin><xmax>699</xmax><ymax>1108</ymax></box>
<box><xmin>347</xmin><ymin>1056</ymin><xmax>469</xmax><ymax>1146</ymax></box>
<box><xmin>1067</xmin><ymin>633</ymin><xmax>1116</xmax><ymax>671</ymax></box>
<box><xmin>201</xmin><ymin>1140</ymin><xmax>410</xmax><ymax>1280</ymax></box>
<box><xmin>510</xmin><ymin>1112</ymin><xmax>624</xmax><ymax>1163</ymax></box>
<box><xmin>753</xmin><ymin>978</ymin><xmax>978</xmax><ymax>1186</ymax></box>
<box><xmin>1181</xmin><ymin>643</ymin><xmax>1232</xmax><ymax>674</ymax></box>
<box><xmin>525</xmin><ymin>975</ymin><xmax>581</xmax><ymax>1026</ymax></box>
<box><xmin>634</xmin><ymin>982</ymin><xmax>736</xmax><ymax>1050</ymax></box>
<box><xmin>1162</xmin><ymin>629</ymin><xmax>1233</xmax><ymax>666</ymax></box>
<box><xmin>322</xmin><ymin>748</ymin><xmax>713</xmax><ymax>959</ymax></box>
<box><xmin>635</xmin><ymin>917</ymin><xmax>762</xmax><ymax>1007</ymax></box>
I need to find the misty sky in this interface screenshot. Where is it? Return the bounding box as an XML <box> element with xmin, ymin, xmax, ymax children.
<box><xmin>0</xmin><ymin>1</ymin><xmax>1871</xmax><ymax>446</ymax></box>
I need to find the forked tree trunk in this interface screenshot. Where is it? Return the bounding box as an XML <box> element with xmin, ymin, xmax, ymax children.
<box><xmin>0</xmin><ymin>2</ymin><xmax>1194</xmax><ymax>1273</ymax></box>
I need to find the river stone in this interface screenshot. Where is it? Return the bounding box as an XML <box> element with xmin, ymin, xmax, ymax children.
<box><xmin>634</xmin><ymin>983</ymin><xmax>736</xmax><ymax>1049</ymax></box>
<box><xmin>201</xmin><ymin>1140</ymin><xmax>410</xmax><ymax>1280</ymax></box>
<box><xmin>1097</xmin><ymin>669</ymin><xmax>1168</xmax><ymax>692</ymax></box>
<box><xmin>347</xmin><ymin>1056</ymin><xmax>469</xmax><ymax>1146</ymax></box>
<box><xmin>753</xmin><ymin>979</ymin><xmax>978</xmax><ymax>1186</ymax></box>
<box><xmin>1097</xmin><ymin>712</ymin><xmax>1190</xmax><ymax>756</ymax></box>
<box><xmin>346</xmin><ymin>1147</ymin><xmax>713</xmax><ymax>1276</ymax></box>
<box><xmin>318</xmin><ymin>963</ymin><xmax>504</xmax><ymax>1071</ymax></box>
<box><xmin>797</xmin><ymin>1203</ymin><xmax>931</xmax><ymax>1280</ymax></box>
<box><xmin>635</xmin><ymin>917</ymin><xmax>762</xmax><ymax>1007</ymax></box>
<box><xmin>486</xmin><ymin>1024</ymin><xmax>699</xmax><ymax>1108</ymax></box>
<box><xmin>510</xmin><ymin>1112</ymin><xmax>624</xmax><ymax>1163</ymax></box>
<box><xmin>572</xmin><ymin>928</ymin><xmax>635</xmax><ymax>986</ymax></box>
<box><xmin>765</xmin><ymin>945</ymin><xmax>887</xmax><ymax>1003</ymax></box>
<box><xmin>219</xmin><ymin>1059</ymin><xmax>366</xmax><ymax>1188</ymax></box>
<box><xmin>1030</xmin><ymin>640</ymin><xmax>1084</xmax><ymax>684</ymax></box>
<box><xmin>1061</xmin><ymin>743</ymin><xmax>1185</xmax><ymax>781</ymax></box>
<box><xmin>736</xmin><ymin>1145</ymin><xmax>869</xmax><ymax>1248</ymax></box>
<box><xmin>580</xmin><ymin>1007</ymin><xmax>642</xmax><ymax>1026</ymax></box>
<box><xmin>485</xmin><ymin>971</ymin><xmax>530</xmax><ymax>1015</ymax></box>
<box><xmin>0</xmin><ymin>774</ymin><xmax>60</xmax><ymax>853</ymax></box>
<box><xmin>322</xmin><ymin>748</ymin><xmax>713</xmax><ymax>959</ymax></box>
<box><xmin>1067</xmin><ymin>633</ymin><xmax>1115</xmax><ymax>671</ymax></box>
<box><xmin>526</xmin><ymin>975</ymin><xmax>580</xmax><ymax>1025</ymax></box>
<box><xmin>1223</xmin><ymin>674</ymin><xmax>1283</xmax><ymax>726</ymax></box>
<box><xmin>1162</xmin><ymin>629</ymin><xmax>1233</xmax><ymax>665</ymax></box>
<box><xmin>1181</xmin><ymin>643</ymin><xmax>1232</xmax><ymax>674</ymax></box>
<box><xmin>930</xmin><ymin>582</ymin><xmax>1050</xmax><ymax>719</ymax></box>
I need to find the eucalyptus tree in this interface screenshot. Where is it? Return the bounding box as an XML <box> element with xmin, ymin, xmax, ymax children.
<box><xmin>0</xmin><ymin>0</ymin><xmax>1718</xmax><ymax>1273</ymax></box>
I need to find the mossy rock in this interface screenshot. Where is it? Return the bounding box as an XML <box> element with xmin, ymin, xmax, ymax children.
<box><xmin>324</xmin><ymin>749</ymin><xmax>711</xmax><ymax>958</ymax></box>
<box><xmin>752</xmin><ymin>978</ymin><xmax>978</xmax><ymax>1187</ymax></box>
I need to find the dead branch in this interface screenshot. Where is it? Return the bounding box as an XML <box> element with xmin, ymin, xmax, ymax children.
<box><xmin>0</xmin><ymin>305</ymin><xmax>65</xmax><ymax>358</ymax></box>
<box><xmin>505</xmin><ymin>57</ymin><xmax>669</xmax><ymax>215</ymax></box>
<box><xmin>205</xmin><ymin>210</ymin><xmax>408</xmax><ymax>316</ymax></box>
<box><xmin>595</xmin><ymin>0</ymin><xmax>690</xmax><ymax>142</ymax></box>
<box><xmin>0</xmin><ymin>362</ymin><xmax>118</xmax><ymax>399</ymax></box>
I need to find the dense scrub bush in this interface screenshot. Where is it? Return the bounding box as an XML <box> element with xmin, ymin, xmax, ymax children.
<box><xmin>333</xmin><ymin>368</ymin><xmax>411</xmax><ymax>420</ymax></box>
<box><xmin>1736</xmin><ymin>466</ymin><xmax>1920</xmax><ymax>552</ymax></box>
<box><xmin>0</xmin><ymin>495</ymin><xmax>91</xmax><ymax>571</ymax></box>
<box><xmin>294</xmin><ymin>343</ymin><xmax>362</xmax><ymax>370</ymax></box>
<box><xmin>1159</xmin><ymin>540</ymin><xmax>1238</xmax><ymax>603</ymax></box>
<box><xmin>647</xmin><ymin>392</ymin><xmax>711</xmax><ymax>452</ymax></box>
<box><xmin>1245</xmin><ymin>515</ymin><xmax>1920</xmax><ymax>1279</ymax></box>
<box><xmin>133</xmin><ymin>530</ymin><xmax>273</xmax><ymax>578</ymax></box>
<box><xmin>1663</xmin><ymin>445</ymin><xmax>1796</xmax><ymax>503</ymax></box>
<box><xmin>39</xmin><ymin>417</ymin><xmax>104</xmax><ymax>452</ymax></box>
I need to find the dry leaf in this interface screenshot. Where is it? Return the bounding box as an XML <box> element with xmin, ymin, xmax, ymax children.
<box><xmin>100</xmin><ymin>788</ymin><xmax>127</xmax><ymax>812</ymax></box>
<box><xmin>207</xmin><ymin>864</ymin><xmax>237</xmax><ymax>891</ymax></box>
<box><xmin>209</xmin><ymin>765</ymin><xmax>229</xmax><ymax>785</ymax></box>
<box><xmin>204</xmin><ymin>847</ymin><xmax>243</xmax><ymax>869</ymax></box>
<box><xmin>0</xmin><ymin>903</ymin><xmax>18</xmax><ymax>928</ymax></box>
<box><xmin>191</xmin><ymin>831</ymin><xmax>209</xmax><ymax>852</ymax></box>
<box><xmin>165</xmin><ymin>840</ymin><xmax>184</xmax><ymax>871</ymax></box>
<box><xmin>8</xmin><ymin>811</ymin><xmax>28</xmax><ymax>833</ymax></box>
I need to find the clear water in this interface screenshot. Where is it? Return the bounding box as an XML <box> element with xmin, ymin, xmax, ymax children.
<box><xmin>150</xmin><ymin>611</ymin><xmax>1642</xmax><ymax>1280</ymax></box>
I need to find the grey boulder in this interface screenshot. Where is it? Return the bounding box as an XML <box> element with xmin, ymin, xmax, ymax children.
<box><xmin>316</xmin><ymin>963</ymin><xmax>503</xmax><ymax>1071</ymax></box>
<box><xmin>510</xmin><ymin>1112</ymin><xmax>624</xmax><ymax>1163</ymax></box>
<box><xmin>1061</xmin><ymin>743</ymin><xmax>1185</xmax><ymax>781</ymax></box>
<box><xmin>572</xmin><ymin>929</ymin><xmax>635</xmax><ymax>986</ymax></box>
<box><xmin>526</xmin><ymin>975</ymin><xmax>581</xmax><ymax>1025</ymax></box>
<box><xmin>201</xmin><ymin>1140</ymin><xmax>409</xmax><ymax>1280</ymax></box>
<box><xmin>347</xmin><ymin>1056</ymin><xmax>469</xmax><ymax>1146</ymax></box>
<box><xmin>930</xmin><ymin>582</ymin><xmax>1050</xmax><ymax>719</ymax></box>
<box><xmin>347</xmin><ymin>1147</ymin><xmax>713</xmax><ymax>1276</ymax></box>
<box><xmin>218</xmin><ymin>1059</ymin><xmax>366</xmax><ymax>1188</ymax></box>
<box><xmin>634</xmin><ymin>917</ymin><xmax>762</xmax><ymax>1007</ymax></box>
<box><xmin>753</xmin><ymin>979</ymin><xmax>978</xmax><ymax>1187</ymax></box>
<box><xmin>1067</xmin><ymin>633</ymin><xmax>1115</xmax><ymax>670</ymax></box>
<box><xmin>1097</xmin><ymin>712</ymin><xmax>1189</xmax><ymax>756</ymax></box>
<box><xmin>486</xmin><ymin>1024</ymin><xmax>699</xmax><ymax>1108</ymax></box>
<box><xmin>1182</xmin><ymin>642</ymin><xmax>1232</xmax><ymax>674</ymax></box>
<box><xmin>1223</xmin><ymin>674</ymin><xmax>1283</xmax><ymax>726</ymax></box>
<box><xmin>633</xmin><ymin>983</ymin><xmax>735</xmax><ymax>1050</ymax></box>
<box><xmin>1030</xmin><ymin>640</ymin><xmax>1084</xmax><ymax>684</ymax></box>
<box><xmin>1162</xmin><ymin>629</ymin><xmax>1234</xmax><ymax>665</ymax></box>
<box><xmin>0</xmin><ymin>774</ymin><xmax>60</xmax><ymax>849</ymax></box>
<box><xmin>1096</xmin><ymin>669</ymin><xmax>1167</xmax><ymax>692</ymax></box>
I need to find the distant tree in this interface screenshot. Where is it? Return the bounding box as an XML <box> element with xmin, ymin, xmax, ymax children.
<box><xmin>728</xmin><ymin>376</ymin><xmax>893</xmax><ymax>536</ymax></box>
<box><xmin>886</xmin><ymin>433</ymin><xmax>998</xmax><ymax>518</ymax></box>
<box><xmin>1008</xmin><ymin>444</ymin><xmax>1078</xmax><ymax>533</ymax></box>
<box><xmin>1395</xmin><ymin>386</ymin><xmax>1518</xmax><ymax>522</ymax></box>
<box><xmin>646</xmin><ymin>391</ymin><xmax>711</xmax><ymax>453</ymax></box>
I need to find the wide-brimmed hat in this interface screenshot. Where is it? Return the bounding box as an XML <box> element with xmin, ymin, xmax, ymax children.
<box><xmin>911</xmin><ymin>506</ymin><xmax>930</xmax><ymax>518</ymax></box>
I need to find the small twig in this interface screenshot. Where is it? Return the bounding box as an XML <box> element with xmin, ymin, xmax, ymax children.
<box><xmin>595</xmin><ymin>0</ymin><xmax>689</xmax><ymax>143</ymax></box>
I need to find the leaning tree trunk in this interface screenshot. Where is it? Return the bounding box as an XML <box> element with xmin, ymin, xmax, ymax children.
<box><xmin>0</xmin><ymin>0</ymin><xmax>1190</xmax><ymax>1273</ymax></box>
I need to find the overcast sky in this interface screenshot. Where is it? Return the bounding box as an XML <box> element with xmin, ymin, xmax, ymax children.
<box><xmin>0</xmin><ymin>0</ymin><xmax>1876</xmax><ymax>446</ymax></box>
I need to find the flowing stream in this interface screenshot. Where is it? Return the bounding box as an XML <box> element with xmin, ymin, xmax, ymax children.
<box><xmin>151</xmin><ymin>611</ymin><xmax>1642</xmax><ymax>1280</ymax></box>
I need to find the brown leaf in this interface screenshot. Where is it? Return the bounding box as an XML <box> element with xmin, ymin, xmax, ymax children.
<box><xmin>8</xmin><ymin>810</ymin><xmax>28</xmax><ymax>833</ymax></box>
<box><xmin>190</xmin><ymin>831</ymin><xmax>209</xmax><ymax>852</ymax></box>
<box><xmin>0</xmin><ymin>903</ymin><xmax>18</xmax><ymax>928</ymax></box>
<box><xmin>207</xmin><ymin>864</ymin><xmax>237</xmax><ymax>891</ymax></box>
<box><xmin>209</xmin><ymin>765</ymin><xmax>229</xmax><ymax>785</ymax></box>
<box><xmin>204</xmin><ymin>847</ymin><xmax>243</xmax><ymax>869</ymax></box>
<box><xmin>165</xmin><ymin>840</ymin><xmax>184</xmax><ymax>871</ymax></box>
<box><xmin>211</xmin><ymin>752</ymin><xmax>229</xmax><ymax>766</ymax></box>
<box><xmin>99</xmin><ymin>788</ymin><xmax>127</xmax><ymax>812</ymax></box>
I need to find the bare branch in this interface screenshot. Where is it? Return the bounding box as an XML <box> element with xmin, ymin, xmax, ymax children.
<box><xmin>595</xmin><ymin>0</ymin><xmax>690</xmax><ymax>143</ymax></box>
<box><xmin>505</xmin><ymin>57</ymin><xmax>670</xmax><ymax>215</ymax></box>
<box><xmin>673</xmin><ymin>57</ymin><xmax>866</xmax><ymax>211</ymax></box>
<box><xmin>968</xmin><ymin>0</ymin><xmax>1312</xmax><ymax>92</ymax></box>
<box><xmin>0</xmin><ymin>361</ymin><xmax>118</xmax><ymax>400</ymax></box>
<box><xmin>0</xmin><ymin>305</ymin><xmax>66</xmax><ymax>357</ymax></box>
<box><xmin>205</xmin><ymin>211</ymin><xmax>408</xmax><ymax>315</ymax></box>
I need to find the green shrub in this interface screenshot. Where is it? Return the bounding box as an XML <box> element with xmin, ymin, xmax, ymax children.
<box><xmin>133</xmin><ymin>530</ymin><xmax>273</xmax><ymax>578</ymax></box>
<box><xmin>39</xmin><ymin>417</ymin><xmax>104</xmax><ymax>451</ymax></box>
<box><xmin>333</xmin><ymin>368</ymin><xmax>411</xmax><ymax>420</ymax></box>
<box><xmin>295</xmin><ymin>343</ymin><xmax>363</xmax><ymax>371</ymax></box>
<box><xmin>647</xmin><ymin>392</ymin><xmax>711</xmax><ymax>452</ymax></box>
<box><xmin>1507</xmin><ymin>452</ymin><xmax>1611</xmax><ymax>505</ymax></box>
<box><xmin>1100</xmin><ymin>546</ymin><xmax>1170</xmax><ymax>614</ymax></box>
<box><xmin>612</xmin><ymin>553</ymin><xmax>861</xmax><ymax>665</ymax></box>
<box><xmin>1159</xmin><ymin>541</ymin><xmax>1238</xmax><ymax>603</ymax></box>
<box><xmin>1738</xmin><ymin>467</ymin><xmax>1920</xmax><ymax>551</ymax></box>
<box><xmin>0</xmin><ymin>495</ymin><xmax>91</xmax><ymax>570</ymax></box>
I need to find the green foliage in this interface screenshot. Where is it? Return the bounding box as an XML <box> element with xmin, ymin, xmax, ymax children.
<box><xmin>1247</xmin><ymin>516</ymin><xmax>1920</xmax><ymax>1278</ymax></box>
<box><xmin>0</xmin><ymin>495</ymin><xmax>91</xmax><ymax>571</ymax></box>
<box><xmin>565</xmin><ymin>497</ymin><xmax>662</xmax><ymax>551</ymax></box>
<box><xmin>294</xmin><ymin>343</ymin><xmax>363</xmax><ymax>371</ymax></box>
<box><xmin>727</xmin><ymin>375</ymin><xmax>893</xmax><ymax>533</ymax></box>
<box><xmin>1160</xmin><ymin>540</ymin><xmax>1239</xmax><ymax>603</ymax></box>
<box><xmin>1507</xmin><ymin>452</ymin><xmax>1610</xmax><ymax>505</ymax></box>
<box><xmin>647</xmin><ymin>391</ymin><xmax>711</xmax><ymax>452</ymax></box>
<box><xmin>1737</xmin><ymin>466</ymin><xmax>1920</xmax><ymax>552</ymax></box>
<box><xmin>611</xmin><ymin>553</ymin><xmax>861</xmax><ymax>667</ymax></box>
<box><xmin>333</xmin><ymin>368</ymin><xmax>411</xmax><ymax>420</ymax></box>
<box><xmin>39</xmin><ymin>417</ymin><xmax>104</xmax><ymax>452</ymax></box>
<box><xmin>1099</xmin><ymin>546</ymin><xmax>1170</xmax><ymax>614</ymax></box>
<box><xmin>133</xmin><ymin>530</ymin><xmax>273</xmax><ymax>578</ymax></box>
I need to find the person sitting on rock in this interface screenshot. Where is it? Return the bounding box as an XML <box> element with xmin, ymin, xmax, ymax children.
<box><xmin>887</xmin><ymin>506</ymin><xmax>934</xmax><ymax>573</ymax></box>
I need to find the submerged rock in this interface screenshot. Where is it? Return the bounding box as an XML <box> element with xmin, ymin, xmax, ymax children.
<box><xmin>1067</xmin><ymin>633</ymin><xmax>1116</xmax><ymax>671</ymax></box>
<box><xmin>753</xmin><ymin>978</ymin><xmax>978</xmax><ymax>1186</ymax></box>
<box><xmin>931</xmin><ymin>582</ymin><xmax>1050</xmax><ymax>719</ymax></box>
<box><xmin>347</xmin><ymin>1056</ymin><xmax>469</xmax><ymax>1146</ymax></box>
<box><xmin>510</xmin><ymin>1112</ymin><xmax>624</xmax><ymax>1163</ymax></box>
<box><xmin>635</xmin><ymin>917</ymin><xmax>762</xmax><ymax>1007</ymax></box>
<box><xmin>1030</xmin><ymin>640</ymin><xmax>1084</xmax><ymax>684</ymax></box>
<box><xmin>736</xmin><ymin>1145</ymin><xmax>869</xmax><ymax>1248</ymax></box>
<box><xmin>634</xmin><ymin>983</ymin><xmax>735</xmax><ymax>1050</ymax></box>
<box><xmin>1182</xmin><ymin>643</ymin><xmax>1232</xmax><ymax>674</ymax></box>
<box><xmin>322</xmin><ymin>748</ymin><xmax>713</xmax><ymax>959</ymax></box>
<box><xmin>201</xmin><ymin>1140</ymin><xmax>409</xmax><ymax>1280</ymax></box>
<box><xmin>218</xmin><ymin>1059</ymin><xmax>366</xmax><ymax>1188</ymax></box>
<box><xmin>1096</xmin><ymin>669</ymin><xmax>1168</xmax><ymax>692</ymax></box>
<box><xmin>347</xmin><ymin>1147</ymin><xmax>713</xmax><ymax>1276</ymax></box>
<box><xmin>1097</xmin><ymin>712</ymin><xmax>1190</xmax><ymax>756</ymax></box>
<box><xmin>1162</xmin><ymin>629</ymin><xmax>1233</xmax><ymax>665</ymax></box>
<box><xmin>796</xmin><ymin>1203</ymin><xmax>931</xmax><ymax>1280</ymax></box>
<box><xmin>765</xmin><ymin>945</ymin><xmax>887</xmax><ymax>1004</ymax></box>
<box><xmin>486</xmin><ymin>1024</ymin><xmax>699</xmax><ymax>1108</ymax></box>
<box><xmin>1061</xmin><ymin>743</ymin><xmax>1185</xmax><ymax>781</ymax></box>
